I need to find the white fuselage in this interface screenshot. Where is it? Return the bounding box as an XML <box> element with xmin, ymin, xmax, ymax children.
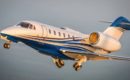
<box><xmin>1</xmin><ymin>20</ymin><xmax>87</xmax><ymax>40</ymax></box>
<box><xmin>0</xmin><ymin>20</ymin><xmax>119</xmax><ymax>55</ymax></box>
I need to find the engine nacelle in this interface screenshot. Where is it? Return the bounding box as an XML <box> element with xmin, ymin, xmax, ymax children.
<box><xmin>89</xmin><ymin>32</ymin><xmax>121</xmax><ymax>51</ymax></box>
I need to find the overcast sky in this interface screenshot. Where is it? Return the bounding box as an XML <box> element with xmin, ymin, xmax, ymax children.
<box><xmin>0</xmin><ymin>0</ymin><xmax>130</xmax><ymax>80</ymax></box>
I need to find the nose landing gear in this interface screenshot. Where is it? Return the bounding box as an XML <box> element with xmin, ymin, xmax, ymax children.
<box><xmin>73</xmin><ymin>55</ymin><xmax>87</xmax><ymax>71</ymax></box>
<box><xmin>3</xmin><ymin>42</ymin><xmax>11</xmax><ymax>49</ymax></box>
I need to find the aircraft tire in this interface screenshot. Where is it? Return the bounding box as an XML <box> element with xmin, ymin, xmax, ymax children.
<box><xmin>3</xmin><ymin>43</ymin><xmax>10</xmax><ymax>49</ymax></box>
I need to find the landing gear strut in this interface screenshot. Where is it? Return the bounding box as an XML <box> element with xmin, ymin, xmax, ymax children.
<box><xmin>52</xmin><ymin>58</ymin><xmax>64</xmax><ymax>68</ymax></box>
<box><xmin>3</xmin><ymin>42</ymin><xmax>11</xmax><ymax>49</ymax></box>
<box><xmin>73</xmin><ymin>55</ymin><xmax>87</xmax><ymax>71</ymax></box>
<box><xmin>73</xmin><ymin>62</ymin><xmax>83</xmax><ymax>71</ymax></box>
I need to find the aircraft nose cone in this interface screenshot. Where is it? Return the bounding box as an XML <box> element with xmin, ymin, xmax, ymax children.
<box><xmin>0</xmin><ymin>26</ymin><xmax>17</xmax><ymax>36</ymax></box>
<box><xmin>1</xmin><ymin>29</ymin><xmax>7</xmax><ymax>34</ymax></box>
<box><xmin>0</xmin><ymin>29</ymin><xmax>10</xmax><ymax>40</ymax></box>
<box><xmin>1</xmin><ymin>28</ymin><xmax>10</xmax><ymax>35</ymax></box>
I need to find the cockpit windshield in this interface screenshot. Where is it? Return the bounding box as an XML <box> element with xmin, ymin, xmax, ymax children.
<box><xmin>17</xmin><ymin>22</ymin><xmax>36</xmax><ymax>30</ymax></box>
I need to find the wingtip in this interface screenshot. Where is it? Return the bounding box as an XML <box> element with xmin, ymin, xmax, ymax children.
<box><xmin>109</xmin><ymin>56</ymin><xmax>130</xmax><ymax>61</ymax></box>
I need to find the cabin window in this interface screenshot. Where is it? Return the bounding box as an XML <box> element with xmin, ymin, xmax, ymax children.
<box><xmin>49</xmin><ymin>29</ymin><xmax>51</xmax><ymax>34</ymax></box>
<box><xmin>54</xmin><ymin>31</ymin><xmax>56</xmax><ymax>35</ymax></box>
<box><xmin>72</xmin><ymin>36</ymin><xmax>75</xmax><ymax>40</ymax></box>
<box><xmin>58</xmin><ymin>32</ymin><xmax>61</xmax><ymax>36</ymax></box>
<box><xmin>68</xmin><ymin>34</ymin><xmax>70</xmax><ymax>38</ymax></box>
<box><xmin>63</xmin><ymin>33</ymin><xmax>65</xmax><ymax>38</ymax></box>
<box><xmin>33</xmin><ymin>26</ymin><xmax>36</xmax><ymax>30</ymax></box>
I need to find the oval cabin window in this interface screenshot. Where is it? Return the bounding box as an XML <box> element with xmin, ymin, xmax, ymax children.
<box><xmin>58</xmin><ymin>32</ymin><xmax>61</xmax><ymax>36</ymax></box>
<box><xmin>63</xmin><ymin>33</ymin><xmax>65</xmax><ymax>38</ymax></box>
<box><xmin>54</xmin><ymin>31</ymin><xmax>56</xmax><ymax>35</ymax></box>
<box><xmin>49</xmin><ymin>29</ymin><xmax>51</xmax><ymax>34</ymax></box>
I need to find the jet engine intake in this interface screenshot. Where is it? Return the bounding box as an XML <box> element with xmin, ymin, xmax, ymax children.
<box><xmin>89</xmin><ymin>32</ymin><xmax>121</xmax><ymax>51</ymax></box>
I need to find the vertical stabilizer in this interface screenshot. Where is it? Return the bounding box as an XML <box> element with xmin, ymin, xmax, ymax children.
<box><xmin>103</xmin><ymin>16</ymin><xmax>130</xmax><ymax>40</ymax></box>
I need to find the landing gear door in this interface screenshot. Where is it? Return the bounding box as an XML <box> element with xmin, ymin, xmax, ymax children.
<box><xmin>40</xmin><ymin>25</ymin><xmax>48</xmax><ymax>38</ymax></box>
<box><xmin>34</xmin><ymin>24</ymin><xmax>47</xmax><ymax>38</ymax></box>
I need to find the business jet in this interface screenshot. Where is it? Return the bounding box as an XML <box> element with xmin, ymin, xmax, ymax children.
<box><xmin>0</xmin><ymin>16</ymin><xmax>130</xmax><ymax>71</ymax></box>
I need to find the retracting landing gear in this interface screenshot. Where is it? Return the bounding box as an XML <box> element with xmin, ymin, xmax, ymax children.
<box><xmin>73</xmin><ymin>55</ymin><xmax>87</xmax><ymax>71</ymax></box>
<box><xmin>52</xmin><ymin>58</ymin><xmax>64</xmax><ymax>68</ymax></box>
<box><xmin>3</xmin><ymin>41</ymin><xmax>11</xmax><ymax>49</ymax></box>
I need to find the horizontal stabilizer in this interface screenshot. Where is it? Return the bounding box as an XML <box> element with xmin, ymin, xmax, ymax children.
<box><xmin>99</xmin><ymin>20</ymin><xmax>112</xmax><ymax>23</ymax></box>
<box><xmin>100</xmin><ymin>20</ymin><xmax>130</xmax><ymax>26</ymax></box>
<box><xmin>121</xmin><ymin>22</ymin><xmax>130</xmax><ymax>26</ymax></box>
<box><xmin>111</xmin><ymin>16</ymin><xmax>130</xmax><ymax>30</ymax></box>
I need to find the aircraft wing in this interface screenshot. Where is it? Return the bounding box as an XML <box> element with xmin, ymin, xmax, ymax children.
<box><xmin>60</xmin><ymin>48</ymin><xmax>130</xmax><ymax>61</ymax></box>
<box><xmin>87</xmin><ymin>54</ymin><xmax>130</xmax><ymax>61</ymax></box>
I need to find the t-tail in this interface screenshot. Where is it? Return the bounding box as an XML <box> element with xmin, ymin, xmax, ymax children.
<box><xmin>103</xmin><ymin>16</ymin><xmax>130</xmax><ymax>40</ymax></box>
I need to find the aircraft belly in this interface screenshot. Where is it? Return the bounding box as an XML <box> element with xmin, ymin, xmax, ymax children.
<box><xmin>61</xmin><ymin>52</ymin><xmax>83</xmax><ymax>59</ymax></box>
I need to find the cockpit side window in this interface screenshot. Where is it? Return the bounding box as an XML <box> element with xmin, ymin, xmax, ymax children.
<box><xmin>17</xmin><ymin>22</ymin><xmax>36</xmax><ymax>30</ymax></box>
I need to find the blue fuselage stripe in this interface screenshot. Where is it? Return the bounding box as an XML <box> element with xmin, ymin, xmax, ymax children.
<box><xmin>1</xmin><ymin>33</ymin><xmax>87</xmax><ymax>59</ymax></box>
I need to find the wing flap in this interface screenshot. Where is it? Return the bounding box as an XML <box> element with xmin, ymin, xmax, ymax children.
<box><xmin>60</xmin><ymin>48</ymin><xmax>130</xmax><ymax>61</ymax></box>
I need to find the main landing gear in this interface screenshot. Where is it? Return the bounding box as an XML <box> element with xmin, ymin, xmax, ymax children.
<box><xmin>3</xmin><ymin>42</ymin><xmax>11</xmax><ymax>49</ymax></box>
<box><xmin>52</xmin><ymin>58</ymin><xmax>65</xmax><ymax>68</ymax></box>
<box><xmin>73</xmin><ymin>55</ymin><xmax>87</xmax><ymax>71</ymax></box>
<box><xmin>52</xmin><ymin>56</ymin><xmax>87</xmax><ymax>71</ymax></box>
